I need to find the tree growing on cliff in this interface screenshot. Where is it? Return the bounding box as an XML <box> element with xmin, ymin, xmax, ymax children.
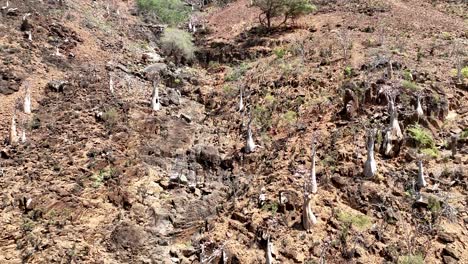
<box><xmin>252</xmin><ymin>0</ymin><xmax>316</xmax><ymax>29</ymax></box>
<box><xmin>137</xmin><ymin>0</ymin><xmax>190</xmax><ymax>26</ymax></box>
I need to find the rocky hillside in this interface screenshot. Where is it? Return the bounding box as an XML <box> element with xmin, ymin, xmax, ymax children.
<box><xmin>0</xmin><ymin>0</ymin><xmax>467</xmax><ymax>263</ymax></box>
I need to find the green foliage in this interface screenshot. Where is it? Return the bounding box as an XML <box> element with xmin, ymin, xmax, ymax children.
<box><xmin>407</xmin><ymin>124</ymin><xmax>434</xmax><ymax>148</ymax></box>
<box><xmin>273</xmin><ymin>47</ymin><xmax>286</xmax><ymax>59</ymax></box>
<box><xmin>282</xmin><ymin>110</ymin><xmax>297</xmax><ymax>124</ymax></box>
<box><xmin>222</xmin><ymin>85</ymin><xmax>237</xmax><ymax>97</ymax></box>
<box><xmin>398</xmin><ymin>254</ymin><xmax>424</xmax><ymax>264</ymax></box>
<box><xmin>225</xmin><ymin>62</ymin><xmax>250</xmax><ymax>81</ymax></box>
<box><xmin>102</xmin><ymin>108</ymin><xmax>119</xmax><ymax>130</ymax></box>
<box><xmin>460</xmin><ymin>129</ymin><xmax>468</xmax><ymax>139</ymax></box>
<box><xmin>462</xmin><ymin>66</ymin><xmax>468</xmax><ymax>79</ymax></box>
<box><xmin>421</xmin><ymin>148</ymin><xmax>439</xmax><ymax>158</ymax></box>
<box><xmin>136</xmin><ymin>0</ymin><xmax>190</xmax><ymax>26</ymax></box>
<box><xmin>428</xmin><ymin>197</ymin><xmax>441</xmax><ymax>214</ymax></box>
<box><xmin>160</xmin><ymin>28</ymin><xmax>195</xmax><ymax>61</ymax></box>
<box><xmin>403</xmin><ymin>70</ymin><xmax>413</xmax><ymax>81</ymax></box>
<box><xmin>91</xmin><ymin>168</ymin><xmax>118</xmax><ymax>188</ymax></box>
<box><xmin>252</xmin><ymin>0</ymin><xmax>316</xmax><ymax>28</ymax></box>
<box><xmin>344</xmin><ymin>66</ymin><xmax>353</xmax><ymax>77</ymax></box>
<box><xmin>336</xmin><ymin>210</ymin><xmax>372</xmax><ymax>230</ymax></box>
<box><xmin>402</xmin><ymin>80</ymin><xmax>420</xmax><ymax>91</ymax></box>
<box><xmin>262</xmin><ymin>202</ymin><xmax>279</xmax><ymax>215</ymax></box>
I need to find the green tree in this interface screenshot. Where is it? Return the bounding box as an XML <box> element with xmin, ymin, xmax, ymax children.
<box><xmin>137</xmin><ymin>0</ymin><xmax>190</xmax><ymax>26</ymax></box>
<box><xmin>252</xmin><ymin>0</ymin><xmax>315</xmax><ymax>28</ymax></box>
<box><xmin>160</xmin><ymin>28</ymin><xmax>196</xmax><ymax>64</ymax></box>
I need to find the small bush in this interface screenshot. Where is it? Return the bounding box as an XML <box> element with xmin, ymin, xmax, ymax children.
<box><xmin>402</xmin><ymin>80</ymin><xmax>420</xmax><ymax>91</ymax></box>
<box><xmin>337</xmin><ymin>210</ymin><xmax>372</xmax><ymax>230</ymax></box>
<box><xmin>273</xmin><ymin>47</ymin><xmax>286</xmax><ymax>59</ymax></box>
<box><xmin>398</xmin><ymin>254</ymin><xmax>424</xmax><ymax>264</ymax></box>
<box><xmin>137</xmin><ymin>0</ymin><xmax>190</xmax><ymax>26</ymax></box>
<box><xmin>161</xmin><ymin>28</ymin><xmax>195</xmax><ymax>63</ymax></box>
<box><xmin>344</xmin><ymin>66</ymin><xmax>353</xmax><ymax>77</ymax></box>
<box><xmin>408</xmin><ymin>124</ymin><xmax>439</xmax><ymax>157</ymax></box>
<box><xmin>102</xmin><ymin>108</ymin><xmax>119</xmax><ymax>130</ymax></box>
<box><xmin>407</xmin><ymin>124</ymin><xmax>434</xmax><ymax>148</ymax></box>
<box><xmin>403</xmin><ymin>70</ymin><xmax>413</xmax><ymax>81</ymax></box>
<box><xmin>282</xmin><ymin>110</ymin><xmax>297</xmax><ymax>124</ymax></box>
<box><xmin>224</xmin><ymin>62</ymin><xmax>250</xmax><ymax>81</ymax></box>
<box><xmin>460</xmin><ymin>129</ymin><xmax>468</xmax><ymax>139</ymax></box>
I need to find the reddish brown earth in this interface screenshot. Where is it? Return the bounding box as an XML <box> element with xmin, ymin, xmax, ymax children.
<box><xmin>0</xmin><ymin>0</ymin><xmax>467</xmax><ymax>263</ymax></box>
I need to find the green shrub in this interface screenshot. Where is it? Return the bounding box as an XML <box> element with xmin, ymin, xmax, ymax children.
<box><xmin>344</xmin><ymin>66</ymin><xmax>353</xmax><ymax>77</ymax></box>
<box><xmin>282</xmin><ymin>110</ymin><xmax>297</xmax><ymax>124</ymax></box>
<box><xmin>224</xmin><ymin>62</ymin><xmax>250</xmax><ymax>81</ymax></box>
<box><xmin>460</xmin><ymin>129</ymin><xmax>468</xmax><ymax>139</ymax></box>
<box><xmin>102</xmin><ymin>108</ymin><xmax>119</xmax><ymax>130</ymax></box>
<box><xmin>337</xmin><ymin>210</ymin><xmax>372</xmax><ymax>230</ymax></box>
<box><xmin>273</xmin><ymin>47</ymin><xmax>286</xmax><ymax>59</ymax></box>
<box><xmin>403</xmin><ymin>70</ymin><xmax>413</xmax><ymax>81</ymax></box>
<box><xmin>398</xmin><ymin>254</ymin><xmax>424</xmax><ymax>264</ymax></box>
<box><xmin>407</xmin><ymin>124</ymin><xmax>439</xmax><ymax>157</ymax></box>
<box><xmin>407</xmin><ymin>124</ymin><xmax>435</xmax><ymax>149</ymax></box>
<box><xmin>160</xmin><ymin>28</ymin><xmax>195</xmax><ymax>62</ymax></box>
<box><xmin>402</xmin><ymin>80</ymin><xmax>420</xmax><ymax>91</ymax></box>
<box><xmin>137</xmin><ymin>0</ymin><xmax>190</xmax><ymax>26</ymax></box>
<box><xmin>252</xmin><ymin>0</ymin><xmax>316</xmax><ymax>28</ymax></box>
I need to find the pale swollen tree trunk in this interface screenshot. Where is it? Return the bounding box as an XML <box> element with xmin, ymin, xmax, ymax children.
<box><xmin>151</xmin><ymin>81</ymin><xmax>161</xmax><ymax>111</ymax></box>
<box><xmin>238</xmin><ymin>87</ymin><xmax>244</xmax><ymax>112</ymax></box>
<box><xmin>302</xmin><ymin>193</ymin><xmax>317</xmax><ymax>231</ymax></box>
<box><xmin>389</xmin><ymin>98</ymin><xmax>403</xmax><ymax>139</ymax></box>
<box><xmin>310</xmin><ymin>139</ymin><xmax>317</xmax><ymax>194</ymax></box>
<box><xmin>266</xmin><ymin>236</ymin><xmax>273</xmax><ymax>264</ymax></box>
<box><xmin>9</xmin><ymin>113</ymin><xmax>18</xmax><ymax>145</ymax></box>
<box><xmin>417</xmin><ymin>160</ymin><xmax>427</xmax><ymax>188</ymax></box>
<box><xmin>416</xmin><ymin>96</ymin><xmax>424</xmax><ymax>118</ymax></box>
<box><xmin>109</xmin><ymin>75</ymin><xmax>114</xmax><ymax>95</ymax></box>
<box><xmin>364</xmin><ymin>130</ymin><xmax>377</xmax><ymax>178</ymax></box>
<box><xmin>24</xmin><ymin>86</ymin><xmax>31</xmax><ymax>114</ymax></box>
<box><xmin>246</xmin><ymin>112</ymin><xmax>256</xmax><ymax>153</ymax></box>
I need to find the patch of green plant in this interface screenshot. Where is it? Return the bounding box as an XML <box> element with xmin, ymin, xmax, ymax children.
<box><xmin>225</xmin><ymin>62</ymin><xmax>250</xmax><ymax>81</ymax></box>
<box><xmin>460</xmin><ymin>129</ymin><xmax>468</xmax><ymax>139</ymax></box>
<box><xmin>344</xmin><ymin>66</ymin><xmax>353</xmax><ymax>77</ymax></box>
<box><xmin>421</xmin><ymin>148</ymin><xmax>439</xmax><ymax>158</ymax></box>
<box><xmin>336</xmin><ymin>210</ymin><xmax>372</xmax><ymax>230</ymax></box>
<box><xmin>161</xmin><ymin>27</ymin><xmax>195</xmax><ymax>61</ymax></box>
<box><xmin>253</xmin><ymin>105</ymin><xmax>273</xmax><ymax>131</ymax></box>
<box><xmin>407</xmin><ymin>124</ymin><xmax>439</xmax><ymax>157</ymax></box>
<box><xmin>398</xmin><ymin>254</ymin><xmax>424</xmax><ymax>264</ymax></box>
<box><xmin>137</xmin><ymin>0</ymin><xmax>190</xmax><ymax>26</ymax></box>
<box><xmin>262</xmin><ymin>202</ymin><xmax>279</xmax><ymax>216</ymax></box>
<box><xmin>403</xmin><ymin>70</ymin><xmax>413</xmax><ymax>81</ymax></box>
<box><xmin>402</xmin><ymin>80</ymin><xmax>420</xmax><ymax>91</ymax></box>
<box><xmin>222</xmin><ymin>85</ymin><xmax>237</xmax><ymax>97</ymax></box>
<box><xmin>451</xmin><ymin>66</ymin><xmax>468</xmax><ymax>79</ymax></box>
<box><xmin>102</xmin><ymin>108</ymin><xmax>119</xmax><ymax>130</ymax></box>
<box><xmin>91</xmin><ymin>168</ymin><xmax>118</xmax><ymax>188</ymax></box>
<box><xmin>29</xmin><ymin>116</ymin><xmax>41</xmax><ymax>130</ymax></box>
<box><xmin>282</xmin><ymin>110</ymin><xmax>297</xmax><ymax>124</ymax></box>
<box><xmin>428</xmin><ymin>197</ymin><xmax>441</xmax><ymax>214</ymax></box>
<box><xmin>273</xmin><ymin>47</ymin><xmax>286</xmax><ymax>59</ymax></box>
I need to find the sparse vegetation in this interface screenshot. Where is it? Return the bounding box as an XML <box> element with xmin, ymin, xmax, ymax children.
<box><xmin>402</xmin><ymin>80</ymin><xmax>420</xmax><ymax>91</ymax></box>
<box><xmin>398</xmin><ymin>254</ymin><xmax>424</xmax><ymax>264</ymax></box>
<box><xmin>252</xmin><ymin>0</ymin><xmax>316</xmax><ymax>28</ymax></box>
<box><xmin>337</xmin><ymin>210</ymin><xmax>372</xmax><ymax>231</ymax></box>
<box><xmin>136</xmin><ymin>0</ymin><xmax>190</xmax><ymax>26</ymax></box>
<box><xmin>407</xmin><ymin>124</ymin><xmax>439</xmax><ymax>157</ymax></box>
<box><xmin>160</xmin><ymin>27</ymin><xmax>195</xmax><ymax>63</ymax></box>
<box><xmin>102</xmin><ymin>108</ymin><xmax>119</xmax><ymax>130</ymax></box>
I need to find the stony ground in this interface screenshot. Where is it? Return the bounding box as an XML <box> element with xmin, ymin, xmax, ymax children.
<box><xmin>0</xmin><ymin>0</ymin><xmax>467</xmax><ymax>263</ymax></box>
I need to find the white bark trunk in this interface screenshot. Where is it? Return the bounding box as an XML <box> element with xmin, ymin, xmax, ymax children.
<box><xmin>302</xmin><ymin>194</ymin><xmax>317</xmax><ymax>231</ymax></box>
<box><xmin>9</xmin><ymin>115</ymin><xmax>18</xmax><ymax>145</ymax></box>
<box><xmin>417</xmin><ymin>160</ymin><xmax>426</xmax><ymax>188</ymax></box>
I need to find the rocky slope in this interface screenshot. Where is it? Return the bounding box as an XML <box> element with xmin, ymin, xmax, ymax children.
<box><xmin>1</xmin><ymin>0</ymin><xmax>467</xmax><ymax>263</ymax></box>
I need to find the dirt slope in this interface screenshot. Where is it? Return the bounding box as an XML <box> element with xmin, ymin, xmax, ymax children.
<box><xmin>1</xmin><ymin>0</ymin><xmax>467</xmax><ymax>264</ymax></box>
